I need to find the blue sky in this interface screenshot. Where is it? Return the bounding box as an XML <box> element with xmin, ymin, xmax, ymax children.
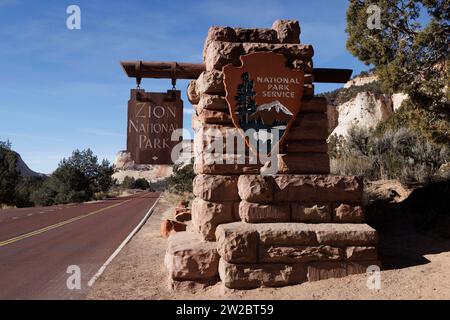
<box><xmin>0</xmin><ymin>0</ymin><xmax>369</xmax><ymax>174</ymax></box>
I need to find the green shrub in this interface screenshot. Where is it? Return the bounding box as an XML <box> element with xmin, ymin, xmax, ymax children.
<box><xmin>0</xmin><ymin>146</ymin><xmax>19</xmax><ymax>206</ymax></box>
<box><xmin>134</xmin><ymin>178</ymin><xmax>150</xmax><ymax>190</ymax></box>
<box><xmin>167</xmin><ymin>159</ymin><xmax>195</xmax><ymax>195</ymax></box>
<box><xmin>121</xmin><ymin>176</ymin><xmax>136</xmax><ymax>189</ymax></box>
<box><xmin>330</xmin><ymin>125</ymin><xmax>450</xmax><ymax>184</ymax></box>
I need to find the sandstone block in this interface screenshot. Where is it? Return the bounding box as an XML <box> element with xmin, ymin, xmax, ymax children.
<box><xmin>291</xmin><ymin>203</ymin><xmax>331</xmax><ymax>223</ymax></box>
<box><xmin>237</xmin><ymin>175</ymin><xmax>273</xmax><ymax>203</ymax></box>
<box><xmin>257</xmin><ymin>223</ymin><xmax>318</xmax><ymax>246</ymax></box>
<box><xmin>291</xmin><ymin>59</ymin><xmax>313</xmax><ymax>74</ymax></box>
<box><xmin>203</xmin><ymin>26</ymin><xmax>238</xmax><ymax>59</ymax></box>
<box><xmin>191</xmin><ymin>198</ymin><xmax>235</xmax><ymax>241</ymax></box>
<box><xmin>277</xmin><ymin>153</ymin><xmax>330</xmax><ymax>174</ymax></box>
<box><xmin>196</xmin><ymin>70</ymin><xmax>225</xmax><ymax>95</ymax></box>
<box><xmin>346</xmin><ymin>260</ymin><xmax>381</xmax><ymax>275</ymax></box>
<box><xmin>205</xmin><ymin>41</ymin><xmax>244</xmax><ymax>71</ymax></box>
<box><xmin>160</xmin><ymin>219</ymin><xmax>186</xmax><ymax>239</ymax></box>
<box><xmin>300</xmin><ymin>97</ymin><xmax>327</xmax><ymax>113</ymax></box>
<box><xmin>313</xmin><ymin>223</ymin><xmax>378</xmax><ymax>246</ymax></box>
<box><xmin>307</xmin><ymin>261</ymin><xmax>347</xmax><ymax>281</ymax></box>
<box><xmin>193</xmin><ymin>124</ymin><xmax>249</xmax><ymax>155</ymax></box>
<box><xmin>333</xmin><ymin>204</ymin><xmax>365</xmax><ymax>223</ymax></box>
<box><xmin>164</xmin><ymin>231</ymin><xmax>219</xmax><ymax>281</ymax></box>
<box><xmin>242</xmin><ymin>43</ymin><xmax>313</xmax><ymax>60</ymax></box>
<box><xmin>303</xmin><ymin>84</ymin><xmax>314</xmax><ymax>97</ymax></box>
<box><xmin>289</xmin><ymin>113</ymin><xmax>329</xmax><ymax>141</ymax></box>
<box><xmin>346</xmin><ymin>246</ymin><xmax>378</xmax><ymax>261</ymax></box>
<box><xmin>239</xmin><ymin>201</ymin><xmax>290</xmax><ymax>223</ymax></box>
<box><xmin>273</xmin><ymin>175</ymin><xmax>363</xmax><ymax>203</ymax></box>
<box><xmin>234</xmin><ymin>28</ymin><xmax>278</xmax><ymax>43</ymax></box>
<box><xmin>193</xmin><ymin>174</ymin><xmax>239</xmax><ymax>202</ymax></box>
<box><xmin>195</xmin><ymin>108</ymin><xmax>233</xmax><ymax>125</ymax></box>
<box><xmin>308</xmin><ymin>260</ymin><xmax>381</xmax><ymax>281</ymax></box>
<box><xmin>284</xmin><ymin>140</ymin><xmax>328</xmax><ymax>153</ymax></box>
<box><xmin>194</xmin><ymin>155</ymin><xmax>261</xmax><ymax>175</ymax></box>
<box><xmin>215</xmin><ymin>222</ymin><xmax>259</xmax><ymax>263</ymax></box>
<box><xmin>198</xmin><ymin>94</ymin><xmax>229</xmax><ymax>111</ymax></box>
<box><xmin>187</xmin><ymin>80</ymin><xmax>200</xmax><ymax>105</ymax></box>
<box><xmin>272</xmin><ymin>20</ymin><xmax>301</xmax><ymax>44</ymax></box>
<box><xmin>260</xmin><ymin>245</ymin><xmax>342</xmax><ymax>263</ymax></box>
<box><xmin>219</xmin><ymin>259</ymin><xmax>307</xmax><ymax>289</ymax></box>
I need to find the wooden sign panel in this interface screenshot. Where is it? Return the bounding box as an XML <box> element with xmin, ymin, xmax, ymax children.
<box><xmin>223</xmin><ymin>52</ymin><xmax>304</xmax><ymax>155</ymax></box>
<box><xmin>127</xmin><ymin>89</ymin><xmax>183</xmax><ymax>164</ymax></box>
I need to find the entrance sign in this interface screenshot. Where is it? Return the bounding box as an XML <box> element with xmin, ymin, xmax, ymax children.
<box><xmin>127</xmin><ymin>89</ymin><xmax>183</xmax><ymax>164</ymax></box>
<box><xmin>223</xmin><ymin>52</ymin><xmax>304</xmax><ymax>155</ymax></box>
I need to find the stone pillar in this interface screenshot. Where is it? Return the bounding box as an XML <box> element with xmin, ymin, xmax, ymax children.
<box><xmin>165</xmin><ymin>20</ymin><xmax>379</xmax><ymax>290</ymax></box>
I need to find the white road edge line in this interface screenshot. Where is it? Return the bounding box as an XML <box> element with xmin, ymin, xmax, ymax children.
<box><xmin>87</xmin><ymin>195</ymin><xmax>161</xmax><ymax>287</ymax></box>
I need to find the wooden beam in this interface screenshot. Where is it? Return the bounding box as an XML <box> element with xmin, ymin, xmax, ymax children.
<box><xmin>120</xmin><ymin>61</ymin><xmax>353</xmax><ymax>83</ymax></box>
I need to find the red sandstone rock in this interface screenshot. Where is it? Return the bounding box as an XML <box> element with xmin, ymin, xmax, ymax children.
<box><xmin>234</xmin><ymin>28</ymin><xmax>279</xmax><ymax>43</ymax></box>
<box><xmin>160</xmin><ymin>219</ymin><xmax>187</xmax><ymax>239</ymax></box>
<box><xmin>346</xmin><ymin>246</ymin><xmax>378</xmax><ymax>261</ymax></box>
<box><xmin>198</xmin><ymin>94</ymin><xmax>229</xmax><ymax>111</ymax></box>
<box><xmin>277</xmin><ymin>153</ymin><xmax>330</xmax><ymax>174</ymax></box>
<box><xmin>193</xmin><ymin>174</ymin><xmax>239</xmax><ymax>202</ymax></box>
<box><xmin>259</xmin><ymin>245</ymin><xmax>342</xmax><ymax>263</ymax></box>
<box><xmin>204</xmin><ymin>41</ymin><xmax>244</xmax><ymax>71</ymax></box>
<box><xmin>333</xmin><ymin>204</ymin><xmax>365</xmax><ymax>223</ymax></box>
<box><xmin>284</xmin><ymin>140</ymin><xmax>328</xmax><ymax>153</ymax></box>
<box><xmin>307</xmin><ymin>260</ymin><xmax>381</xmax><ymax>281</ymax></box>
<box><xmin>289</xmin><ymin>113</ymin><xmax>329</xmax><ymax>141</ymax></box>
<box><xmin>196</xmin><ymin>70</ymin><xmax>225</xmax><ymax>95</ymax></box>
<box><xmin>237</xmin><ymin>175</ymin><xmax>273</xmax><ymax>203</ymax></box>
<box><xmin>203</xmin><ymin>26</ymin><xmax>238</xmax><ymax>59</ymax></box>
<box><xmin>273</xmin><ymin>175</ymin><xmax>364</xmax><ymax>203</ymax></box>
<box><xmin>187</xmin><ymin>80</ymin><xmax>200</xmax><ymax>105</ymax></box>
<box><xmin>191</xmin><ymin>198</ymin><xmax>236</xmax><ymax>241</ymax></box>
<box><xmin>257</xmin><ymin>223</ymin><xmax>318</xmax><ymax>246</ymax></box>
<box><xmin>313</xmin><ymin>223</ymin><xmax>378</xmax><ymax>246</ymax></box>
<box><xmin>239</xmin><ymin>201</ymin><xmax>290</xmax><ymax>223</ymax></box>
<box><xmin>219</xmin><ymin>258</ymin><xmax>307</xmax><ymax>289</ymax></box>
<box><xmin>242</xmin><ymin>43</ymin><xmax>313</xmax><ymax>60</ymax></box>
<box><xmin>272</xmin><ymin>20</ymin><xmax>301</xmax><ymax>44</ymax></box>
<box><xmin>215</xmin><ymin>222</ymin><xmax>259</xmax><ymax>263</ymax></box>
<box><xmin>300</xmin><ymin>97</ymin><xmax>327</xmax><ymax>113</ymax></box>
<box><xmin>291</xmin><ymin>59</ymin><xmax>313</xmax><ymax>73</ymax></box>
<box><xmin>164</xmin><ymin>231</ymin><xmax>219</xmax><ymax>281</ymax></box>
<box><xmin>291</xmin><ymin>203</ymin><xmax>331</xmax><ymax>223</ymax></box>
<box><xmin>195</xmin><ymin>108</ymin><xmax>233</xmax><ymax>125</ymax></box>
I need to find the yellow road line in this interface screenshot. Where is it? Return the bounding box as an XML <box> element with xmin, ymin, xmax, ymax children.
<box><xmin>0</xmin><ymin>198</ymin><xmax>135</xmax><ymax>248</ymax></box>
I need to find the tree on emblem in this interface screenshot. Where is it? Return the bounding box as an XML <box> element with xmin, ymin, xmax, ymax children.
<box><xmin>234</xmin><ymin>72</ymin><xmax>257</xmax><ymax>126</ymax></box>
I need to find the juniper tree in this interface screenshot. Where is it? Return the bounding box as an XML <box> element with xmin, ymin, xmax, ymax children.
<box><xmin>346</xmin><ymin>0</ymin><xmax>449</xmax><ymax>144</ymax></box>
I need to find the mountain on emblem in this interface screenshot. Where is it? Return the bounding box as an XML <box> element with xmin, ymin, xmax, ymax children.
<box><xmin>249</xmin><ymin>100</ymin><xmax>293</xmax><ymax>127</ymax></box>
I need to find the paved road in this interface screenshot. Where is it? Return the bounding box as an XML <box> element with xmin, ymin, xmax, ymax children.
<box><xmin>0</xmin><ymin>192</ymin><xmax>160</xmax><ymax>300</ymax></box>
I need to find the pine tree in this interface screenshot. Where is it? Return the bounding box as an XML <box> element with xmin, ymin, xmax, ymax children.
<box><xmin>235</xmin><ymin>72</ymin><xmax>257</xmax><ymax>125</ymax></box>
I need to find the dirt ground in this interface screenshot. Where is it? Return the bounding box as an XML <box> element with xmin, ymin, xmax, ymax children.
<box><xmin>87</xmin><ymin>193</ymin><xmax>450</xmax><ymax>300</ymax></box>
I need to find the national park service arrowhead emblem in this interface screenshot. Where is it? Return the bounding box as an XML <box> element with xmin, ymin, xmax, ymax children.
<box><xmin>223</xmin><ymin>52</ymin><xmax>304</xmax><ymax>157</ymax></box>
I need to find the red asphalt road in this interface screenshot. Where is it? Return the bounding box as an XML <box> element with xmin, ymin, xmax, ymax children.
<box><xmin>0</xmin><ymin>192</ymin><xmax>160</xmax><ymax>300</ymax></box>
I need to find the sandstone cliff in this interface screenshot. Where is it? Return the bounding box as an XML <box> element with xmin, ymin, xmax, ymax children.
<box><xmin>325</xmin><ymin>74</ymin><xmax>408</xmax><ymax>138</ymax></box>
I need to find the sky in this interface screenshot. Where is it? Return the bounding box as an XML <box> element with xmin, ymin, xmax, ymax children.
<box><xmin>0</xmin><ymin>0</ymin><xmax>369</xmax><ymax>174</ymax></box>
